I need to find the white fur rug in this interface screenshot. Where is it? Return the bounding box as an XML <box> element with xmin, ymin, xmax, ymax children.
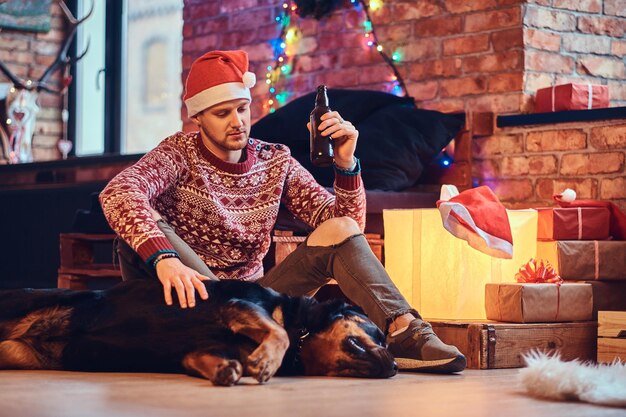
<box><xmin>520</xmin><ymin>351</ymin><xmax>626</xmax><ymax>407</ymax></box>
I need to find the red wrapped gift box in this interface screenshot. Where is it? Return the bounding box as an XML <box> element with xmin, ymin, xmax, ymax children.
<box><xmin>535</xmin><ymin>83</ymin><xmax>609</xmax><ymax>112</ymax></box>
<box><xmin>536</xmin><ymin>207</ymin><xmax>611</xmax><ymax>241</ymax></box>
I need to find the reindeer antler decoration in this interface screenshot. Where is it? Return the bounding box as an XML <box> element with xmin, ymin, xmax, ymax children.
<box><xmin>0</xmin><ymin>0</ymin><xmax>93</xmax><ymax>163</ymax></box>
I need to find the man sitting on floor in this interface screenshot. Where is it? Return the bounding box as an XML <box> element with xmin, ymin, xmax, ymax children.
<box><xmin>99</xmin><ymin>49</ymin><xmax>466</xmax><ymax>373</ymax></box>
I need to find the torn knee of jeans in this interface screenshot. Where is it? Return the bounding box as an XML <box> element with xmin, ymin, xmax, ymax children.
<box><xmin>305</xmin><ymin>233</ymin><xmax>364</xmax><ymax>248</ymax></box>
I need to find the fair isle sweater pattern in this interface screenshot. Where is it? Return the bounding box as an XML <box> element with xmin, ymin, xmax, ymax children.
<box><xmin>100</xmin><ymin>131</ymin><xmax>366</xmax><ymax>281</ymax></box>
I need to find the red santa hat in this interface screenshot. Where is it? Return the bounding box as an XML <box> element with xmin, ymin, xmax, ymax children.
<box><xmin>437</xmin><ymin>185</ymin><xmax>513</xmax><ymax>259</ymax></box>
<box><xmin>183</xmin><ymin>50</ymin><xmax>257</xmax><ymax>117</ymax></box>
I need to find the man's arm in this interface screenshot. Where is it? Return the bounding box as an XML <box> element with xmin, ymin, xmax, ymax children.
<box><xmin>281</xmin><ymin>156</ymin><xmax>366</xmax><ymax>231</ymax></box>
<box><xmin>99</xmin><ymin>133</ymin><xmax>211</xmax><ymax>307</ymax></box>
<box><xmin>99</xmin><ymin>136</ymin><xmax>182</xmax><ymax>260</ymax></box>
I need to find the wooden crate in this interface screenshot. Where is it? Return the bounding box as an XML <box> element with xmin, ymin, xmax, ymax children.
<box><xmin>58</xmin><ymin>233</ymin><xmax>122</xmax><ymax>290</ymax></box>
<box><xmin>430</xmin><ymin>320</ymin><xmax>597</xmax><ymax>369</ymax></box>
<box><xmin>598</xmin><ymin>311</ymin><xmax>626</xmax><ymax>363</ymax></box>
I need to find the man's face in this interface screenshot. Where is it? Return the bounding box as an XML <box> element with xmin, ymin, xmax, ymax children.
<box><xmin>193</xmin><ymin>98</ymin><xmax>251</xmax><ymax>158</ymax></box>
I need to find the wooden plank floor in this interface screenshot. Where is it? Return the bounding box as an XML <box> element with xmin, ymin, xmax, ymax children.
<box><xmin>0</xmin><ymin>369</ymin><xmax>623</xmax><ymax>417</ymax></box>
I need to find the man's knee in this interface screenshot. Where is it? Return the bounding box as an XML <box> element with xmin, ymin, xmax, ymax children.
<box><xmin>307</xmin><ymin>217</ymin><xmax>362</xmax><ymax>247</ymax></box>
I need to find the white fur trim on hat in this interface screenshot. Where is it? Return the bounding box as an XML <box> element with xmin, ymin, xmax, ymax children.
<box><xmin>560</xmin><ymin>188</ymin><xmax>577</xmax><ymax>202</ymax></box>
<box><xmin>185</xmin><ymin>82</ymin><xmax>252</xmax><ymax>117</ymax></box>
<box><xmin>242</xmin><ymin>71</ymin><xmax>256</xmax><ymax>88</ymax></box>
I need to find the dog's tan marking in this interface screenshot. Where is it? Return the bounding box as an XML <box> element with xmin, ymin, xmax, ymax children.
<box><xmin>300</xmin><ymin>317</ymin><xmax>380</xmax><ymax>377</ymax></box>
<box><xmin>8</xmin><ymin>306</ymin><xmax>72</xmax><ymax>340</ymax></box>
<box><xmin>271</xmin><ymin>306</ymin><xmax>284</xmax><ymax>327</ymax></box>
<box><xmin>0</xmin><ymin>340</ymin><xmax>43</xmax><ymax>369</ymax></box>
<box><xmin>224</xmin><ymin>301</ymin><xmax>289</xmax><ymax>383</ymax></box>
<box><xmin>0</xmin><ymin>306</ymin><xmax>72</xmax><ymax>370</ymax></box>
<box><xmin>182</xmin><ymin>351</ymin><xmax>243</xmax><ymax>386</ymax></box>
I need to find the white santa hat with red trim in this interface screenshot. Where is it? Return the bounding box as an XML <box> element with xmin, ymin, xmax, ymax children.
<box><xmin>436</xmin><ymin>184</ymin><xmax>513</xmax><ymax>259</ymax></box>
<box><xmin>184</xmin><ymin>50</ymin><xmax>257</xmax><ymax>117</ymax></box>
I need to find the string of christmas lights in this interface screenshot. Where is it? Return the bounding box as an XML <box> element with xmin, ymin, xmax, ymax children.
<box><xmin>352</xmin><ymin>0</ymin><xmax>409</xmax><ymax>97</ymax></box>
<box><xmin>264</xmin><ymin>0</ymin><xmax>411</xmax><ymax>114</ymax></box>
<box><xmin>264</xmin><ymin>2</ymin><xmax>299</xmax><ymax>114</ymax></box>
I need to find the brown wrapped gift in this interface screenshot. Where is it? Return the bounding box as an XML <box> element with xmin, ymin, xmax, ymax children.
<box><xmin>536</xmin><ymin>207</ymin><xmax>610</xmax><ymax>241</ymax></box>
<box><xmin>535</xmin><ymin>83</ymin><xmax>609</xmax><ymax>112</ymax></box>
<box><xmin>485</xmin><ymin>283</ymin><xmax>593</xmax><ymax>323</ymax></box>
<box><xmin>558</xmin><ymin>241</ymin><xmax>626</xmax><ymax>281</ymax></box>
<box><xmin>585</xmin><ymin>280</ymin><xmax>626</xmax><ymax>319</ymax></box>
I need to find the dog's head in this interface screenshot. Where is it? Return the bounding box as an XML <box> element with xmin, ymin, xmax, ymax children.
<box><xmin>299</xmin><ymin>299</ymin><xmax>397</xmax><ymax>378</ymax></box>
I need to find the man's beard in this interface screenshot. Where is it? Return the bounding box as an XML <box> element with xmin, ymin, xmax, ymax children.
<box><xmin>201</xmin><ymin>125</ymin><xmax>249</xmax><ymax>151</ymax></box>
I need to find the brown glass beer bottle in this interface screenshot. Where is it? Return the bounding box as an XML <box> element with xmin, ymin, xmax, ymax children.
<box><xmin>310</xmin><ymin>85</ymin><xmax>334</xmax><ymax>167</ymax></box>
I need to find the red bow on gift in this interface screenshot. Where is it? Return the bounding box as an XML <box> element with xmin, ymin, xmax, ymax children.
<box><xmin>515</xmin><ymin>258</ymin><xmax>563</xmax><ymax>284</ymax></box>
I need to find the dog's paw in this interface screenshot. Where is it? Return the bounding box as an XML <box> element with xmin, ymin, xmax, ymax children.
<box><xmin>246</xmin><ymin>349</ymin><xmax>282</xmax><ymax>384</ymax></box>
<box><xmin>213</xmin><ymin>359</ymin><xmax>243</xmax><ymax>386</ymax></box>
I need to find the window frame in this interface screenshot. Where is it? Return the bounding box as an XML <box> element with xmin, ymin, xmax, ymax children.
<box><xmin>69</xmin><ymin>0</ymin><xmax>125</xmax><ymax>156</ymax></box>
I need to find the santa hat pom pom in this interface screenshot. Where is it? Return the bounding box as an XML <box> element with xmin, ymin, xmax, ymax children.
<box><xmin>242</xmin><ymin>71</ymin><xmax>256</xmax><ymax>88</ymax></box>
<box><xmin>560</xmin><ymin>188</ymin><xmax>576</xmax><ymax>202</ymax></box>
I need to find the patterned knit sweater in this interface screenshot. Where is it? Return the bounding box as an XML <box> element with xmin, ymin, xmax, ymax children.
<box><xmin>100</xmin><ymin>131</ymin><xmax>366</xmax><ymax>281</ymax></box>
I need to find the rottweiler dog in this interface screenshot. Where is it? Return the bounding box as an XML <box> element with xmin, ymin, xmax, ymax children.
<box><xmin>0</xmin><ymin>279</ymin><xmax>397</xmax><ymax>385</ymax></box>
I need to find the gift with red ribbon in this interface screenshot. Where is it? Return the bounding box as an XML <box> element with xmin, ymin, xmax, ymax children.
<box><xmin>555</xmin><ymin>240</ymin><xmax>626</xmax><ymax>281</ymax></box>
<box><xmin>535</xmin><ymin>83</ymin><xmax>609</xmax><ymax>113</ymax></box>
<box><xmin>485</xmin><ymin>259</ymin><xmax>592</xmax><ymax>323</ymax></box>
<box><xmin>536</xmin><ymin>207</ymin><xmax>611</xmax><ymax>241</ymax></box>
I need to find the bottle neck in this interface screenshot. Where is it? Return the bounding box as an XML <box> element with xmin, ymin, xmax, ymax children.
<box><xmin>315</xmin><ymin>89</ymin><xmax>329</xmax><ymax>107</ymax></box>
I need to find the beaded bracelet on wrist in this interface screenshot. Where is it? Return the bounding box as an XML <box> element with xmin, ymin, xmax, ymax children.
<box><xmin>152</xmin><ymin>252</ymin><xmax>180</xmax><ymax>268</ymax></box>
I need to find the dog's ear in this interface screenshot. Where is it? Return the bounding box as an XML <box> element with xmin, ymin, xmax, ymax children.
<box><xmin>345</xmin><ymin>304</ymin><xmax>366</xmax><ymax>317</ymax></box>
<box><xmin>306</xmin><ymin>299</ymin><xmax>351</xmax><ymax>333</ymax></box>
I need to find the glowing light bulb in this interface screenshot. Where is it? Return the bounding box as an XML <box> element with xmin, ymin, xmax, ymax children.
<box><xmin>367</xmin><ymin>41</ymin><xmax>374</xmax><ymax>46</ymax></box>
<box><xmin>370</xmin><ymin>0</ymin><xmax>383</xmax><ymax>11</ymax></box>
<box><xmin>269</xmin><ymin>87</ymin><xmax>276</xmax><ymax>93</ymax></box>
<box><xmin>392</xmin><ymin>52</ymin><xmax>400</xmax><ymax>61</ymax></box>
<box><xmin>376</xmin><ymin>45</ymin><xmax>383</xmax><ymax>51</ymax></box>
<box><xmin>267</xmin><ymin>65</ymin><xmax>272</xmax><ymax>71</ymax></box>
<box><xmin>268</xmin><ymin>99</ymin><xmax>274</xmax><ymax>105</ymax></box>
<box><xmin>282</xmin><ymin>3</ymin><xmax>288</xmax><ymax>8</ymax></box>
<box><xmin>278</xmin><ymin>56</ymin><xmax>284</xmax><ymax>62</ymax></box>
<box><xmin>285</xmin><ymin>27</ymin><xmax>297</xmax><ymax>43</ymax></box>
<box><xmin>266</xmin><ymin>79</ymin><xmax>272</xmax><ymax>84</ymax></box>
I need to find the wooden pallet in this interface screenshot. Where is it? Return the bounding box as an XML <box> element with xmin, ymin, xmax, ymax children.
<box><xmin>430</xmin><ymin>319</ymin><xmax>597</xmax><ymax>369</ymax></box>
<box><xmin>58</xmin><ymin>233</ymin><xmax>122</xmax><ymax>290</ymax></box>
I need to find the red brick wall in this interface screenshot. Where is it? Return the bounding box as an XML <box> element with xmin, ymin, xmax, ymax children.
<box><xmin>0</xmin><ymin>3</ymin><xmax>67</xmax><ymax>161</ymax></box>
<box><xmin>182</xmin><ymin>0</ymin><xmax>530</xmax><ymax>128</ymax></box>
<box><xmin>524</xmin><ymin>0</ymin><xmax>626</xmax><ymax>110</ymax></box>
<box><xmin>474</xmin><ymin>120</ymin><xmax>626</xmax><ymax>213</ymax></box>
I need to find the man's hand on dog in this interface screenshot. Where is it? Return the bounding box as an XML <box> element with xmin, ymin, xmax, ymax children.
<box><xmin>155</xmin><ymin>258</ymin><xmax>212</xmax><ymax>308</ymax></box>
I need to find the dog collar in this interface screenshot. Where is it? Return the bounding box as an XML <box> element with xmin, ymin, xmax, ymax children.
<box><xmin>292</xmin><ymin>327</ymin><xmax>310</xmax><ymax>367</ymax></box>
